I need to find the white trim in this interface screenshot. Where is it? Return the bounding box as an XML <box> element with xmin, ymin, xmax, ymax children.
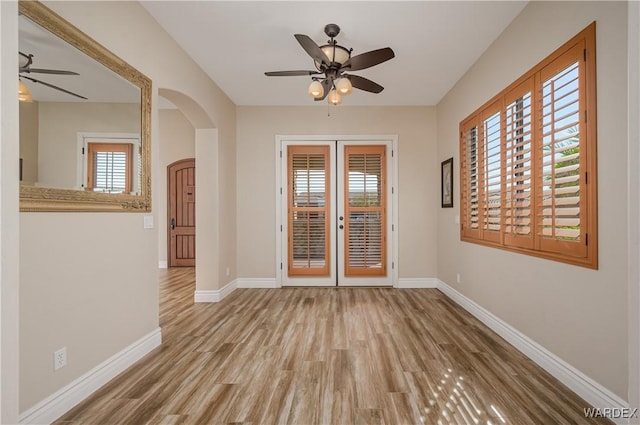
<box><xmin>437</xmin><ymin>279</ymin><xmax>628</xmax><ymax>423</ymax></box>
<box><xmin>158</xmin><ymin>260</ymin><xmax>168</xmax><ymax>269</ymax></box>
<box><xmin>237</xmin><ymin>278</ymin><xmax>278</xmax><ymax>289</ymax></box>
<box><xmin>19</xmin><ymin>327</ymin><xmax>162</xmax><ymax>425</ymax></box>
<box><xmin>397</xmin><ymin>278</ymin><xmax>438</xmax><ymax>289</ymax></box>
<box><xmin>194</xmin><ymin>279</ymin><xmax>237</xmax><ymax>303</ymax></box>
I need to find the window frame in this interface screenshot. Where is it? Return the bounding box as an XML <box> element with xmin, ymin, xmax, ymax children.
<box><xmin>459</xmin><ymin>22</ymin><xmax>597</xmax><ymax>269</ymax></box>
<box><xmin>77</xmin><ymin>133</ymin><xmax>141</xmax><ymax>195</ymax></box>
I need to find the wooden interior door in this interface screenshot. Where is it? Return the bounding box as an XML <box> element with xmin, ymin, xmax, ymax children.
<box><xmin>168</xmin><ymin>159</ymin><xmax>196</xmax><ymax>267</ymax></box>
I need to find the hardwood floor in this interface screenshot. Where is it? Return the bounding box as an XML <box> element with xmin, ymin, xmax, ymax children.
<box><xmin>55</xmin><ymin>268</ymin><xmax>612</xmax><ymax>424</ymax></box>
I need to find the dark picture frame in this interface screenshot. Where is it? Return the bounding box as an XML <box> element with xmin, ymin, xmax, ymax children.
<box><xmin>441</xmin><ymin>157</ymin><xmax>453</xmax><ymax>208</ymax></box>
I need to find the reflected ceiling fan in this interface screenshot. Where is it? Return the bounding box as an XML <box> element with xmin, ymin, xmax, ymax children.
<box><xmin>265</xmin><ymin>24</ymin><xmax>394</xmax><ymax>105</ymax></box>
<box><xmin>18</xmin><ymin>51</ymin><xmax>87</xmax><ymax>100</ymax></box>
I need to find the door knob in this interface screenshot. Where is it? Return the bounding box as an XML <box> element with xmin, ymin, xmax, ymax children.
<box><xmin>170</xmin><ymin>218</ymin><xmax>176</xmax><ymax>229</ymax></box>
<box><xmin>339</xmin><ymin>224</ymin><xmax>344</xmax><ymax>229</ymax></box>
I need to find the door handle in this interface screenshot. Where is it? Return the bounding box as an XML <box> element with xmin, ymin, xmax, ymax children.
<box><xmin>170</xmin><ymin>218</ymin><xmax>176</xmax><ymax>230</ymax></box>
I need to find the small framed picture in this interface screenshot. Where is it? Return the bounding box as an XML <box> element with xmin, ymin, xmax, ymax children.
<box><xmin>441</xmin><ymin>157</ymin><xmax>453</xmax><ymax>208</ymax></box>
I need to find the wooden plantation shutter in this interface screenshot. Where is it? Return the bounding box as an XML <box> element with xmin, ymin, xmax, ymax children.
<box><xmin>288</xmin><ymin>146</ymin><xmax>330</xmax><ymax>276</ymax></box>
<box><xmin>461</xmin><ymin>119</ymin><xmax>481</xmax><ymax>239</ymax></box>
<box><xmin>459</xmin><ymin>23</ymin><xmax>597</xmax><ymax>268</ymax></box>
<box><xmin>480</xmin><ymin>103</ymin><xmax>502</xmax><ymax>243</ymax></box>
<box><xmin>344</xmin><ymin>145</ymin><xmax>386</xmax><ymax>276</ymax></box>
<box><xmin>503</xmin><ymin>79</ymin><xmax>535</xmax><ymax>249</ymax></box>
<box><xmin>537</xmin><ymin>42</ymin><xmax>587</xmax><ymax>258</ymax></box>
<box><xmin>86</xmin><ymin>142</ymin><xmax>133</xmax><ymax>194</ymax></box>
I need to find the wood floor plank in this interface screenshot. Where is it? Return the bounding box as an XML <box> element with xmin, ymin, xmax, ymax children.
<box><xmin>52</xmin><ymin>268</ymin><xmax>614</xmax><ymax>425</ymax></box>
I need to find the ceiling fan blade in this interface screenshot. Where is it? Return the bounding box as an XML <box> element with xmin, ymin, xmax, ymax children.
<box><xmin>294</xmin><ymin>34</ymin><xmax>331</xmax><ymax>68</ymax></box>
<box><xmin>265</xmin><ymin>70</ymin><xmax>321</xmax><ymax>77</ymax></box>
<box><xmin>343</xmin><ymin>47</ymin><xmax>395</xmax><ymax>72</ymax></box>
<box><xmin>345</xmin><ymin>74</ymin><xmax>384</xmax><ymax>93</ymax></box>
<box><xmin>313</xmin><ymin>78</ymin><xmax>331</xmax><ymax>101</ymax></box>
<box><xmin>20</xmin><ymin>75</ymin><xmax>87</xmax><ymax>100</ymax></box>
<box><xmin>23</xmin><ymin>68</ymin><xmax>80</xmax><ymax>75</ymax></box>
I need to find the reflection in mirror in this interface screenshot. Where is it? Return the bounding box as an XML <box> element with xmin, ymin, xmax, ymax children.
<box><xmin>18</xmin><ymin>1</ymin><xmax>151</xmax><ymax>211</ymax></box>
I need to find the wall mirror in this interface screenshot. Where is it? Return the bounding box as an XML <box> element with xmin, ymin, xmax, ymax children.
<box><xmin>18</xmin><ymin>0</ymin><xmax>151</xmax><ymax>212</ymax></box>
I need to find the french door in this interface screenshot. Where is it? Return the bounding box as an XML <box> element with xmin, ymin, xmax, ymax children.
<box><xmin>279</xmin><ymin>139</ymin><xmax>395</xmax><ymax>286</ymax></box>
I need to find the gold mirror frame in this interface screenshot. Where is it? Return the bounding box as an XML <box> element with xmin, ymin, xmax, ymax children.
<box><xmin>19</xmin><ymin>0</ymin><xmax>151</xmax><ymax>212</ymax></box>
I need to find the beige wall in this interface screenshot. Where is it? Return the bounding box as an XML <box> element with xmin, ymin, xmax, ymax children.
<box><xmin>1</xmin><ymin>1</ymin><xmax>21</xmax><ymax>421</ymax></box>
<box><xmin>157</xmin><ymin>108</ymin><xmax>195</xmax><ymax>266</ymax></box>
<box><xmin>437</xmin><ymin>1</ymin><xmax>628</xmax><ymax>398</ymax></box>
<box><xmin>19</xmin><ymin>100</ymin><xmax>38</xmax><ymax>185</ymax></box>
<box><xmin>236</xmin><ymin>106</ymin><xmax>437</xmax><ymax>280</ymax></box>
<box><xmin>16</xmin><ymin>0</ymin><xmax>236</xmax><ymax>413</ymax></box>
<box><xmin>37</xmin><ymin>102</ymin><xmax>140</xmax><ymax>189</ymax></box>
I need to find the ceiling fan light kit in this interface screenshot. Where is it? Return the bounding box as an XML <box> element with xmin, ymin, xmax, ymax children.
<box><xmin>308</xmin><ymin>80</ymin><xmax>325</xmax><ymax>98</ymax></box>
<box><xmin>18</xmin><ymin>79</ymin><xmax>33</xmax><ymax>102</ymax></box>
<box><xmin>327</xmin><ymin>89</ymin><xmax>342</xmax><ymax>106</ymax></box>
<box><xmin>335</xmin><ymin>77</ymin><xmax>352</xmax><ymax>95</ymax></box>
<box><xmin>265</xmin><ymin>23</ymin><xmax>394</xmax><ymax>105</ymax></box>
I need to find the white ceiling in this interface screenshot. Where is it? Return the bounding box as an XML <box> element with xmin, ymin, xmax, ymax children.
<box><xmin>19</xmin><ymin>15</ymin><xmax>140</xmax><ymax>103</ymax></box>
<box><xmin>142</xmin><ymin>1</ymin><xmax>527</xmax><ymax>106</ymax></box>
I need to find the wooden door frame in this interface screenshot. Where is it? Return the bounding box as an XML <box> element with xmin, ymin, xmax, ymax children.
<box><xmin>275</xmin><ymin>135</ymin><xmax>399</xmax><ymax>288</ymax></box>
<box><xmin>167</xmin><ymin>158</ymin><xmax>196</xmax><ymax>267</ymax></box>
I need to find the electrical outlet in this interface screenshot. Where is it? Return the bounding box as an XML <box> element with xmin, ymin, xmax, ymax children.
<box><xmin>54</xmin><ymin>347</ymin><xmax>67</xmax><ymax>371</ymax></box>
<box><xmin>456</xmin><ymin>273</ymin><xmax>461</xmax><ymax>284</ymax></box>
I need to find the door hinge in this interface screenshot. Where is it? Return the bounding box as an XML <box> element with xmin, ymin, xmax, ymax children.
<box><xmin>585</xmin><ymin>172</ymin><xmax>588</xmax><ymax>184</ymax></box>
<box><xmin>583</xmin><ymin>48</ymin><xmax>587</xmax><ymax>62</ymax></box>
<box><xmin>392</xmin><ymin>187</ymin><xmax>394</xmax><ymax>195</ymax></box>
<box><xmin>392</xmin><ymin>150</ymin><xmax>394</xmax><ymax>157</ymax></box>
<box><xmin>280</xmin><ymin>150</ymin><xmax>282</xmax><ymax>158</ymax></box>
<box><xmin>81</xmin><ymin>147</ymin><xmax>85</xmax><ymax>155</ymax></box>
<box><xmin>585</xmin><ymin>233</ymin><xmax>589</xmax><ymax>246</ymax></box>
<box><xmin>280</xmin><ymin>224</ymin><xmax>283</xmax><ymax>232</ymax></box>
<box><xmin>280</xmin><ymin>187</ymin><xmax>283</xmax><ymax>195</ymax></box>
<box><xmin>392</xmin><ymin>262</ymin><xmax>395</xmax><ymax>269</ymax></box>
<box><xmin>280</xmin><ymin>262</ymin><xmax>283</xmax><ymax>270</ymax></box>
<box><xmin>392</xmin><ymin>224</ymin><xmax>395</xmax><ymax>231</ymax></box>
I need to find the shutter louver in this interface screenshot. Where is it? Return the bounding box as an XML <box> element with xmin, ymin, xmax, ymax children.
<box><xmin>288</xmin><ymin>146</ymin><xmax>330</xmax><ymax>276</ymax></box>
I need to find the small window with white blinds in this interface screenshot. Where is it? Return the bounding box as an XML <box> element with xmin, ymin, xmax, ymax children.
<box><xmin>86</xmin><ymin>142</ymin><xmax>133</xmax><ymax>194</ymax></box>
<box><xmin>459</xmin><ymin>23</ymin><xmax>597</xmax><ymax>268</ymax></box>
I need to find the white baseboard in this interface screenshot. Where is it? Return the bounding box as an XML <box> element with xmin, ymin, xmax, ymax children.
<box><xmin>158</xmin><ymin>260</ymin><xmax>168</xmax><ymax>269</ymax></box>
<box><xmin>194</xmin><ymin>279</ymin><xmax>237</xmax><ymax>303</ymax></box>
<box><xmin>237</xmin><ymin>278</ymin><xmax>278</xmax><ymax>289</ymax></box>
<box><xmin>19</xmin><ymin>327</ymin><xmax>162</xmax><ymax>425</ymax></box>
<box><xmin>436</xmin><ymin>279</ymin><xmax>628</xmax><ymax>424</ymax></box>
<box><xmin>397</xmin><ymin>278</ymin><xmax>438</xmax><ymax>288</ymax></box>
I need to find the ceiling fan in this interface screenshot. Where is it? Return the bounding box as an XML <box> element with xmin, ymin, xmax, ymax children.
<box><xmin>265</xmin><ymin>24</ymin><xmax>395</xmax><ymax>105</ymax></box>
<box><xmin>18</xmin><ymin>51</ymin><xmax>87</xmax><ymax>100</ymax></box>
